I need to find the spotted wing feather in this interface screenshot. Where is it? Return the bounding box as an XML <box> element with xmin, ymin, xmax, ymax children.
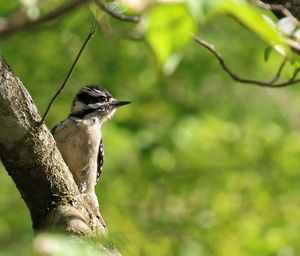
<box><xmin>97</xmin><ymin>139</ymin><xmax>104</xmax><ymax>182</ymax></box>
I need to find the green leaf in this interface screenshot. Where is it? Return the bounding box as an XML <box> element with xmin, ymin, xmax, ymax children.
<box><xmin>145</xmin><ymin>3</ymin><xmax>197</xmax><ymax>75</ymax></box>
<box><xmin>264</xmin><ymin>46</ymin><xmax>272</xmax><ymax>62</ymax></box>
<box><xmin>217</xmin><ymin>0</ymin><xmax>290</xmax><ymax>56</ymax></box>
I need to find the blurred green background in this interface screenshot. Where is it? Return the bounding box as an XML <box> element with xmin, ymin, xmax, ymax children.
<box><xmin>1</xmin><ymin>1</ymin><xmax>300</xmax><ymax>256</ymax></box>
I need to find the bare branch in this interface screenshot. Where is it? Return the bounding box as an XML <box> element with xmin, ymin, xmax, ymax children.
<box><xmin>193</xmin><ymin>35</ymin><xmax>300</xmax><ymax>88</ymax></box>
<box><xmin>40</xmin><ymin>26</ymin><xmax>96</xmax><ymax>125</ymax></box>
<box><xmin>256</xmin><ymin>1</ymin><xmax>300</xmax><ymax>26</ymax></box>
<box><xmin>0</xmin><ymin>0</ymin><xmax>89</xmax><ymax>40</ymax></box>
<box><xmin>95</xmin><ymin>0</ymin><xmax>140</xmax><ymax>23</ymax></box>
<box><xmin>289</xmin><ymin>67</ymin><xmax>300</xmax><ymax>82</ymax></box>
<box><xmin>269</xmin><ymin>58</ymin><xmax>287</xmax><ymax>84</ymax></box>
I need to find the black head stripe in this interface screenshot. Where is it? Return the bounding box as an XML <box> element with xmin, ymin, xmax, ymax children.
<box><xmin>77</xmin><ymin>91</ymin><xmax>106</xmax><ymax>105</ymax></box>
<box><xmin>70</xmin><ymin>108</ymin><xmax>97</xmax><ymax>118</ymax></box>
<box><xmin>76</xmin><ymin>85</ymin><xmax>113</xmax><ymax>105</ymax></box>
<box><xmin>71</xmin><ymin>85</ymin><xmax>114</xmax><ymax>118</ymax></box>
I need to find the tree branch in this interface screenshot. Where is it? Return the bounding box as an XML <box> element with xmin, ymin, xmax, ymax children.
<box><xmin>40</xmin><ymin>25</ymin><xmax>96</xmax><ymax>125</ymax></box>
<box><xmin>0</xmin><ymin>0</ymin><xmax>89</xmax><ymax>40</ymax></box>
<box><xmin>257</xmin><ymin>1</ymin><xmax>300</xmax><ymax>26</ymax></box>
<box><xmin>0</xmin><ymin>0</ymin><xmax>140</xmax><ymax>41</ymax></box>
<box><xmin>260</xmin><ymin>0</ymin><xmax>300</xmax><ymax>21</ymax></box>
<box><xmin>193</xmin><ymin>35</ymin><xmax>300</xmax><ymax>88</ymax></box>
<box><xmin>0</xmin><ymin>56</ymin><xmax>106</xmax><ymax>235</ymax></box>
<box><xmin>95</xmin><ymin>0</ymin><xmax>140</xmax><ymax>23</ymax></box>
<box><xmin>252</xmin><ymin>1</ymin><xmax>300</xmax><ymax>53</ymax></box>
<box><xmin>269</xmin><ymin>58</ymin><xmax>287</xmax><ymax>84</ymax></box>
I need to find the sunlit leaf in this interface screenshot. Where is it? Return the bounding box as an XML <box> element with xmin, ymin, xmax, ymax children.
<box><xmin>145</xmin><ymin>3</ymin><xmax>197</xmax><ymax>75</ymax></box>
<box><xmin>217</xmin><ymin>0</ymin><xmax>290</xmax><ymax>56</ymax></box>
<box><xmin>273</xmin><ymin>44</ymin><xmax>287</xmax><ymax>57</ymax></box>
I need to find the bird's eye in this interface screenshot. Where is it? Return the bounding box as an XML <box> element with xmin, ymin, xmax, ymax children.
<box><xmin>97</xmin><ymin>95</ymin><xmax>107</xmax><ymax>102</ymax></box>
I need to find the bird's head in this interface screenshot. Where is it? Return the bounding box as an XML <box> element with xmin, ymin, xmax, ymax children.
<box><xmin>71</xmin><ymin>85</ymin><xmax>130</xmax><ymax>123</ymax></box>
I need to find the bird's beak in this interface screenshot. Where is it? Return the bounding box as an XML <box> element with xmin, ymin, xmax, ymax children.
<box><xmin>109</xmin><ymin>100</ymin><xmax>131</xmax><ymax>108</ymax></box>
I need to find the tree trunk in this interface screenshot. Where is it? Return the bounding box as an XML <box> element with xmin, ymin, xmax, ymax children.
<box><xmin>0</xmin><ymin>56</ymin><xmax>106</xmax><ymax>236</ymax></box>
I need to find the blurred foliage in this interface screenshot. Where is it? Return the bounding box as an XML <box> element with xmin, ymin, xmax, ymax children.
<box><xmin>1</xmin><ymin>0</ymin><xmax>300</xmax><ymax>256</ymax></box>
<box><xmin>145</xmin><ymin>3</ymin><xmax>196</xmax><ymax>74</ymax></box>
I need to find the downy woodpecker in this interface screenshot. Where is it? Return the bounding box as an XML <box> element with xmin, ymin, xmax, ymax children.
<box><xmin>51</xmin><ymin>85</ymin><xmax>130</xmax><ymax>215</ymax></box>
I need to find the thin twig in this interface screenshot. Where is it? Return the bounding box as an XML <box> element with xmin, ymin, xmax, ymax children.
<box><xmin>95</xmin><ymin>0</ymin><xmax>139</xmax><ymax>23</ymax></box>
<box><xmin>40</xmin><ymin>26</ymin><xmax>96</xmax><ymax>125</ymax></box>
<box><xmin>0</xmin><ymin>0</ymin><xmax>89</xmax><ymax>40</ymax></box>
<box><xmin>269</xmin><ymin>59</ymin><xmax>287</xmax><ymax>84</ymax></box>
<box><xmin>255</xmin><ymin>1</ymin><xmax>300</xmax><ymax>53</ymax></box>
<box><xmin>192</xmin><ymin>35</ymin><xmax>300</xmax><ymax>88</ymax></box>
<box><xmin>256</xmin><ymin>1</ymin><xmax>300</xmax><ymax>26</ymax></box>
<box><xmin>289</xmin><ymin>67</ymin><xmax>300</xmax><ymax>82</ymax></box>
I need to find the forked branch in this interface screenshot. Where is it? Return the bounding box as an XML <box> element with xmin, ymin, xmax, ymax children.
<box><xmin>257</xmin><ymin>1</ymin><xmax>300</xmax><ymax>26</ymax></box>
<box><xmin>193</xmin><ymin>35</ymin><xmax>300</xmax><ymax>88</ymax></box>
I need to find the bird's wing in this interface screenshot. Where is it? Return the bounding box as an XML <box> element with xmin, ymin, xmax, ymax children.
<box><xmin>51</xmin><ymin>119</ymin><xmax>66</xmax><ymax>135</ymax></box>
<box><xmin>51</xmin><ymin>122</ymin><xmax>60</xmax><ymax>134</ymax></box>
<box><xmin>96</xmin><ymin>139</ymin><xmax>104</xmax><ymax>182</ymax></box>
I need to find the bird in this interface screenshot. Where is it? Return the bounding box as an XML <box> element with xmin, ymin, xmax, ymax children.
<box><xmin>51</xmin><ymin>85</ymin><xmax>130</xmax><ymax>215</ymax></box>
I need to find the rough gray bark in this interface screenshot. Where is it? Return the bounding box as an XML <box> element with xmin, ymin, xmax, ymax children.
<box><xmin>0</xmin><ymin>56</ymin><xmax>106</xmax><ymax>236</ymax></box>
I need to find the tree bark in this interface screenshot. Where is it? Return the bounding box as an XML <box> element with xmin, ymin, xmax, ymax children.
<box><xmin>0</xmin><ymin>56</ymin><xmax>106</xmax><ymax>236</ymax></box>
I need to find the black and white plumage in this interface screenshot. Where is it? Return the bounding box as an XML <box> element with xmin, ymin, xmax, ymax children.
<box><xmin>97</xmin><ymin>139</ymin><xmax>104</xmax><ymax>181</ymax></box>
<box><xmin>51</xmin><ymin>85</ymin><xmax>130</xmax><ymax>214</ymax></box>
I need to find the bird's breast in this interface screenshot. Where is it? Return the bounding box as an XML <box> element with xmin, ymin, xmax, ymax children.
<box><xmin>53</xmin><ymin>118</ymin><xmax>102</xmax><ymax>186</ymax></box>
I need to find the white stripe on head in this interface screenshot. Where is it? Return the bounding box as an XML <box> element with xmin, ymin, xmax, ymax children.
<box><xmin>82</xmin><ymin>86</ymin><xmax>107</xmax><ymax>97</ymax></box>
<box><xmin>72</xmin><ymin>101</ymin><xmax>107</xmax><ymax>113</ymax></box>
<box><xmin>87</xmin><ymin>102</ymin><xmax>106</xmax><ymax>109</ymax></box>
<box><xmin>72</xmin><ymin>101</ymin><xmax>88</xmax><ymax>113</ymax></box>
